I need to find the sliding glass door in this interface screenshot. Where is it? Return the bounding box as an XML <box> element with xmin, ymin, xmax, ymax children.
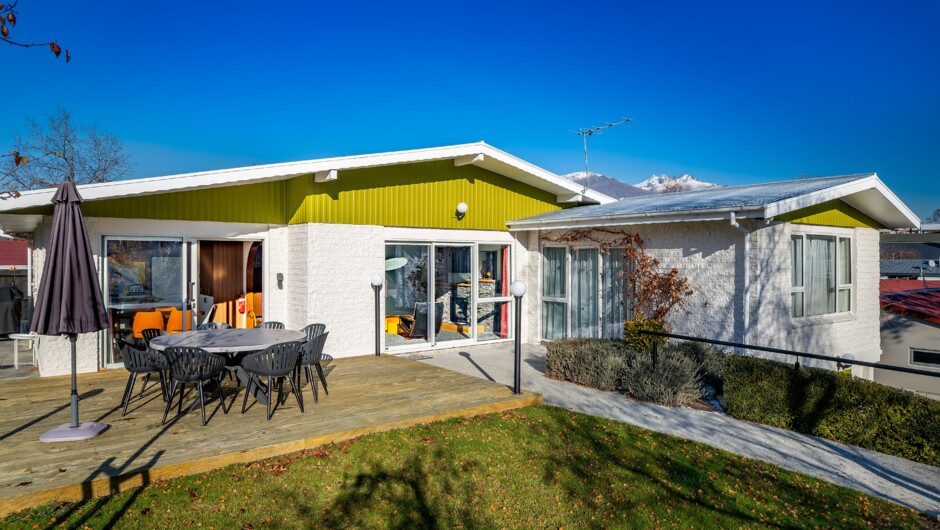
<box><xmin>103</xmin><ymin>237</ymin><xmax>185</xmax><ymax>366</ymax></box>
<box><xmin>571</xmin><ymin>248</ymin><xmax>599</xmax><ymax>338</ymax></box>
<box><xmin>477</xmin><ymin>244</ymin><xmax>512</xmax><ymax>342</ymax></box>
<box><xmin>385</xmin><ymin>244</ymin><xmax>431</xmax><ymax>348</ymax></box>
<box><xmin>434</xmin><ymin>245</ymin><xmax>473</xmax><ymax>344</ymax></box>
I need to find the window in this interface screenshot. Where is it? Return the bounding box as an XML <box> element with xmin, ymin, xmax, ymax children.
<box><xmin>542</xmin><ymin>246</ymin><xmax>634</xmax><ymax>340</ymax></box>
<box><xmin>790</xmin><ymin>234</ymin><xmax>852</xmax><ymax>317</ymax></box>
<box><xmin>541</xmin><ymin>247</ymin><xmax>567</xmax><ymax>340</ymax></box>
<box><xmin>911</xmin><ymin>348</ymin><xmax>940</xmax><ymax>368</ymax></box>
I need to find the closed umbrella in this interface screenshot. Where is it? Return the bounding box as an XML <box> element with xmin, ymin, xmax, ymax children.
<box><xmin>31</xmin><ymin>180</ymin><xmax>110</xmax><ymax>442</ymax></box>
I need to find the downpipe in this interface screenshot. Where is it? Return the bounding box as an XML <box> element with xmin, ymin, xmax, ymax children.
<box><xmin>729</xmin><ymin>213</ymin><xmax>752</xmax><ymax>345</ymax></box>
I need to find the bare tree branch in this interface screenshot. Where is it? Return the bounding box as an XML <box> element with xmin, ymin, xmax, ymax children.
<box><xmin>0</xmin><ymin>1</ymin><xmax>70</xmax><ymax>61</ymax></box>
<box><xmin>3</xmin><ymin>107</ymin><xmax>131</xmax><ymax>190</ymax></box>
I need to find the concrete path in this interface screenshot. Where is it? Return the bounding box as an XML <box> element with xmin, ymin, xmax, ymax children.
<box><xmin>416</xmin><ymin>343</ymin><xmax>940</xmax><ymax>515</ymax></box>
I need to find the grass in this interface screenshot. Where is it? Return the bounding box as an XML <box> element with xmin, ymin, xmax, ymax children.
<box><xmin>4</xmin><ymin>406</ymin><xmax>934</xmax><ymax>529</ymax></box>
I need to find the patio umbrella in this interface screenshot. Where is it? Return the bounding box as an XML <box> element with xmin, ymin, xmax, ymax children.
<box><xmin>30</xmin><ymin>180</ymin><xmax>110</xmax><ymax>442</ymax></box>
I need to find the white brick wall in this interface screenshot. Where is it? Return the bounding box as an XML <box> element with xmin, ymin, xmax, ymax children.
<box><xmin>519</xmin><ymin>221</ymin><xmax>883</xmax><ymax>372</ymax></box>
<box><xmin>307</xmin><ymin>223</ymin><xmax>385</xmax><ymax>357</ymax></box>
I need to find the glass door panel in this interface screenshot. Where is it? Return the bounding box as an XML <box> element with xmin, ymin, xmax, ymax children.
<box><xmin>385</xmin><ymin>244</ymin><xmax>430</xmax><ymax>348</ymax></box>
<box><xmin>433</xmin><ymin>245</ymin><xmax>473</xmax><ymax>344</ymax></box>
<box><xmin>477</xmin><ymin>244</ymin><xmax>512</xmax><ymax>342</ymax></box>
<box><xmin>104</xmin><ymin>237</ymin><xmax>185</xmax><ymax>366</ymax></box>
<box><xmin>571</xmin><ymin>248</ymin><xmax>599</xmax><ymax>338</ymax></box>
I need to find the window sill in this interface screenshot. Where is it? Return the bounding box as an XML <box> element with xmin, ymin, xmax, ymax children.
<box><xmin>791</xmin><ymin>312</ymin><xmax>856</xmax><ymax>328</ymax></box>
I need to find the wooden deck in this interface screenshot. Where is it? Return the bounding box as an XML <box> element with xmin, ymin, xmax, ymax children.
<box><xmin>0</xmin><ymin>355</ymin><xmax>541</xmax><ymax>517</ymax></box>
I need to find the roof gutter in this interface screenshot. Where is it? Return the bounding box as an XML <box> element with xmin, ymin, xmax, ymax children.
<box><xmin>729</xmin><ymin>212</ymin><xmax>752</xmax><ymax>345</ymax></box>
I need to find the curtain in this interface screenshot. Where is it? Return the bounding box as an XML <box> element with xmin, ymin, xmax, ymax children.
<box><xmin>602</xmin><ymin>248</ymin><xmax>633</xmax><ymax>338</ymax></box>
<box><xmin>541</xmin><ymin>248</ymin><xmax>567</xmax><ymax>339</ymax></box>
<box><xmin>805</xmin><ymin>236</ymin><xmax>835</xmax><ymax>316</ymax></box>
<box><xmin>571</xmin><ymin>249</ymin><xmax>599</xmax><ymax>338</ymax></box>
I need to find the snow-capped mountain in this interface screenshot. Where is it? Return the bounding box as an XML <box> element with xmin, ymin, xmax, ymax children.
<box><xmin>562</xmin><ymin>171</ymin><xmax>652</xmax><ymax>199</ymax></box>
<box><xmin>634</xmin><ymin>174</ymin><xmax>720</xmax><ymax>193</ymax></box>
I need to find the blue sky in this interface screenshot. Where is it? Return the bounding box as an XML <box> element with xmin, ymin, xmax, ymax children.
<box><xmin>2</xmin><ymin>1</ymin><xmax>938</xmax><ymax>219</ymax></box>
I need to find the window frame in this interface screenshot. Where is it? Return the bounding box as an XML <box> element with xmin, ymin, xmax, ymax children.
<box><xmin>910</xmin><ymin>347</ymin><xmax>940</xmax><ymax>369</ymax></box>
<box><xmin>790</xmin><ymin>232</ymin><xmax>854</xmax><ymax>319</ymax></box>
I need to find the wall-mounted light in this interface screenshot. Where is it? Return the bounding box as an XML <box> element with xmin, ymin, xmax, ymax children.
<box><xmin>276</xmin><ymin>272</ymin><xmax>284</xmax><ymax>290</ymax></box>
<box><xmin>455</xmin><ymin>202</ymin><xmax>468</xmax><ymax>221</ymax></box>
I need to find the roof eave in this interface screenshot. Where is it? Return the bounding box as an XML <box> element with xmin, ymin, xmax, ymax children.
<box><xmin>765</xmin><ymin>174</ymin><xmax>920</xmax><ymax>229</ymax></box>
<box><xmin>507</xmin><ymin>205</ymin><xmax>764</xmax><ymax>231</ymax></box>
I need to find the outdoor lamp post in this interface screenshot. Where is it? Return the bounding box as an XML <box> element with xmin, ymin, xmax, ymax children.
<box><xmin>509</xmin><ymin>280</ymin><xmax>527</xmax><ymax>394</ymax></box>
<box><xmin>370</xmin><ymin>273</ymin><xmax>384</xmax><ymax>356</ymax></box>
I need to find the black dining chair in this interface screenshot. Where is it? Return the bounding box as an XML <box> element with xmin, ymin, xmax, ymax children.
<box><xmin>162</xmin><ymin>346</ymin><xmax>229</xmax><ymax>426</ymax></box>
<box><xmin>197</xmin><ymin>322</ymin><xmax>232</xmax><ymax>330</ymax></box>
<box><xmin>241</xmin><ymin>341</ymin><xmax>304</xmax><ymax>420</ymax></box>
<box><xmin>256</xmin><ymin>321</ymin><xmax>285</xmax><ymax>330</ymax></box>
<box><xmin>299</xmin><ymin>330</ymin><xmax>329</xmax><ymax>403</ymax></box>
<box><xmin>140</xmin><ymin>328</ymin><xmax>166</xmax><ymax>347</ymax></box>
<box><xmin>117</xmin><ymin>339</ymin><xmax>169</xmax><ymax>416</ymax></box>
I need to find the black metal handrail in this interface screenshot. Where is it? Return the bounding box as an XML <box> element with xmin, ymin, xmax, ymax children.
<box><xmin>638</xmin><ymin>330</ymin><xmax>940</xmax><ymax>378</ymax></box>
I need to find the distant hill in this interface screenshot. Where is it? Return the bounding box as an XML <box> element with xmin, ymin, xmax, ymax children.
<box><xmin>634</xmin><ymin>174</ymin><xmax>721</xmax><ymax>193</ymax></box>
<box><xmin>562</xmin><ymin>171</ymin><xmax>652</xmax><ymax>199</ymax></box>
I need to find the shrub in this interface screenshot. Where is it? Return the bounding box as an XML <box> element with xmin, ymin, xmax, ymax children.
<box><xmin>623</xmin><ymin>314</ymin><xmax>667</xmax><ymax>352</ymax></box>
<box><xmin>724</xmin><ymin>356</ymin><xmax>940</xmax><ymax>467</ymax></box>
<box><xmin>619</xmin><ymin>345</ymin><xmax>703</xmax><ymax>406</ymax></box>
<box><xmin>672</xmin><ymin>341</ymin><xmax>727</xmax><ymax>394</ymax></box>
<box><xmin>545</xmin><ymin>339</ymin><xmax>627</xmax><ymax>391</ymax></box>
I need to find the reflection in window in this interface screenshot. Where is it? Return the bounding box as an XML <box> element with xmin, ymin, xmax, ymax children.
<box><xmin>105</xmin><ymin>238</ymin><xmax>184</xmax><ymax>364</ymax></box>
<box><xmin>385</xmin><ymin>244</ymin><xmax>430</xmax><ymax>347</ymax></box>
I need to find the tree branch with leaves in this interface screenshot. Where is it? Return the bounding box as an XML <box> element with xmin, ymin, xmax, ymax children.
<box><xmin>1</xmin><ymin>1</ymin><xmax>70</xmax><ymax>61</ymax></box>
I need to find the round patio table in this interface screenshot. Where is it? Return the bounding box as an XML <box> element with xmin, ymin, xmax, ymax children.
<box><xmin>150</xmin><ymin>328</ymin><xmax>305</xmax><ymax>405</ymax></box>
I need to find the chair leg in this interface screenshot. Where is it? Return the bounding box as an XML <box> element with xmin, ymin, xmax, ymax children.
<box><xmin>316</xmin><ymin>363</ymin><xmax>328</xmax><ymax>395</ymax></box>
<box><xmin>266</xmin><ymin>376</ymin><xmax>273</xmax><ymax>420</ymax></box>
<box><xmin>162</xmin><ymin>380</ymin><xmax>180</xmax><ymax>425</ymax></box>
<box><xmin>121</xmin><ymin>373</ymin><xmax>136</xmax><ymax>417</ymax></box>
<box><xmin>241</xmin><ymin>376</ymin><xmax>254</xmax><ymax>414</ymax></box>
<box><xmin>178</xmin><ymin>382</ymin><xmax>186</xmax><ymax>415</ymax></box>
<box><xmin>213</xmin><ymin>376</ymin><xmax>229</xmax><ymax>414</ymax></box>
<box><xmin>158</xmin><ymin>371</ymin><xmax>169</xmax><ymax>402</ymax></box>
<box><xmin>197</xmin><ymin>381</ymin><xmax>207</xmax><ymax>426</ymax></box>
<box><xmin>289</xmin><ymin>372</ymin><xmax>304</xmax><ymax>413</ymax></box>
<box><xmin>305</xmin><ymin>365</ymin><xmax>318</xmax><ymax>404</ymax></box>
<box><xmin>139</xmin><ymin>373</ymin><xmax>151</xmax><ymax>398</ymax></box>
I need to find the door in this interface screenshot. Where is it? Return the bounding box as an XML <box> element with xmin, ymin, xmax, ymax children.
<box><xmin>385</xmin><ymin>244</ymin><xmax>431</xmax><ymax>348</ymax></box>
<box><xmin>433</xmin><ymin>244</ymin><xmax>474</xmax><ymax>345</ymax></box>
<box><xmin>102</xmin><ymin>236</ymin><xmax>186</xmax><ymax>367</ymax></box>
<box><xmin>476</xmin><ymin>244</ymin><xmax>513</xmax><ymax>342</ymax></box>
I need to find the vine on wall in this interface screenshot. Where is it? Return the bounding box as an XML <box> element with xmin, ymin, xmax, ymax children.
<box><xmin>540</xmin><ymin>228</ymin><xmax>693</xmax><ymax>325</ymax></box>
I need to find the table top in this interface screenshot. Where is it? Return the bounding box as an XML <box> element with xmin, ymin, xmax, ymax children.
<box><xmin>149</xmin><ymin>328</ymin><xmax>306</xmax><ymax>353</ymax></box>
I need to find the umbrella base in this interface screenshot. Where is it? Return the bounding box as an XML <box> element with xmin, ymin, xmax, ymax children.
<box><xmin>40</xmin><ymin>422</ymin><xmax>109</xmax><ymax>443</ymax></box>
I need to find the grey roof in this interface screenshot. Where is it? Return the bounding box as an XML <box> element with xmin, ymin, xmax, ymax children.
<box><xmin>881</xmin><ymin>259</ymin><xmax>940</xmax><ymax>277</ymax></box>
<box><xmin>509</xmin><ymin>173</ymin><xmax>873</xmax><ymax>225</ymax></box>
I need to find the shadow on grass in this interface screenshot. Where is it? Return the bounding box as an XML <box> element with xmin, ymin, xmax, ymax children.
<box><xmin>281</xmin><ymin>447</ymin><xmax>495</xmax><ymax>530</ymax></box>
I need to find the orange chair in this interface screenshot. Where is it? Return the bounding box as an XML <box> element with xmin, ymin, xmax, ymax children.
<box><xmin>165</xmin><ymin>308</ymin><xmax>191</xmax><ymax>334</ymax></box>
<box><xmin>251</xmin><ymin>293</ymin><xmax>263</xmax><ymax>325</ymax></box>
<box><xmin>132</xmin><ymin>311</ymin><xmax>165</xmax><ymax>339</ymax></box>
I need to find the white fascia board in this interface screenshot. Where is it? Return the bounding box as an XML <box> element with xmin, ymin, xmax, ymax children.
<box><xmin>0</xmin><ymin>141</ymin><xmax>616</xmax><ymax>212</ymax></box>
<box><xmin>764</xmin><ymin>174</ymin><xmax>921</xmax><ymax>229</ymax></box>
<box><xmin>507</xmin><ymin>206</ymin><xmax>763</xmax><ymax>231</ymax></box>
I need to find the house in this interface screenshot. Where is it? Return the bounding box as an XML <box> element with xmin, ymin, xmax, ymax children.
<box><xmin>880</xmin><ymin>231</ymin><xmax>940</xmax><ymax>281</ymax></box>
<box><xmin>0</xmin><ymin>143</ymin><xmax>614</xmax><ymax>376</ymax></box>
<box><xmin>878</xmin><ymin>289</ymin><xmax>940</xmax><ymax>400</ymax></box>
<box><xmin>508</xmin><ymin>174</ymin><xmax>920</xmax><ymax>377</ymax></box>
<box><xmin>0</xmin><ymin>144</ymin><xmax>922</xmax><ymax>381</ymax></box>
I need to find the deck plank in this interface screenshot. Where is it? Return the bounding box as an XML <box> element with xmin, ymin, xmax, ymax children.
<box><xmin>0</xmin><ymin>355</ymin><xmax>540</xmax><ymax>516</ymax></box>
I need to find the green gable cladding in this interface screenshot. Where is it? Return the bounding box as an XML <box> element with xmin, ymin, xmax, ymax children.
<box><xmin>9</xmin><ymin>160</ymin><xmax>562</xmax><ymax>231</ymax></box>
<box><xmin>776</xmin><ymin>199</ymin><xmax>884</xmax><ymax>229</ymax></box>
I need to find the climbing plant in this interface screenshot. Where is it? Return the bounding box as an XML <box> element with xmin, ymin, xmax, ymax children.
<box><xmin>540</xmin><ymin>228</ymin><xmax>693</xmax><ymax>326</ymax></box>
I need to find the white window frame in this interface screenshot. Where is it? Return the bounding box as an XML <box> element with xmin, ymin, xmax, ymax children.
<box><xmin>910</xmin><ymin>347</ymin><xmax>940</xmax><ymax>369</ymax></box>
<box><xmin>790</xmin><ymin>232</ymin><xmax>854</xmax><ymax>319</ymax></box>
<box><xmin>540</xmin><ymin>245</ymin><xmax>569</xmax><ymax>340</ymax></box>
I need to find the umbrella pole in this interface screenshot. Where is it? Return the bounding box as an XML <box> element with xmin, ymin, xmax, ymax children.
<box><xmin>69</xmin><ymin>334</ymin><xmax>79</xmax><ymax>428</ymax></box>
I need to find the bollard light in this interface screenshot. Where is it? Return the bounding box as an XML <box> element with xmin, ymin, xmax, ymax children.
<box><xmin>510</xmin><ymin>280</ymin><xmax>526</xmax><ymax>394</ymax></box>
<box><xmin>370</xmin><ymin>273</ymin><xmax>383</xmax><ymax>356</ymax></box>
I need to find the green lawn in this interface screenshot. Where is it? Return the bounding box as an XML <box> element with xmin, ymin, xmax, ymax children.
<box><xmin>5</xmin><ymin>406</ymin><xmax>935</xmax><ymax>529</ymax></box>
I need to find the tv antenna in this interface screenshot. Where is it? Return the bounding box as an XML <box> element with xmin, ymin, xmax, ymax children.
<box><xmin>573</xmin><ymin>117</ymin><xmax>631</xmax><ymax>175</ymax></box>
